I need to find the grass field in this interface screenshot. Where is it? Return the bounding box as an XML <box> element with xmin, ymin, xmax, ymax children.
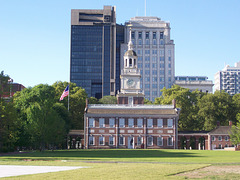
<box><xmin>0</xmin><ymin>149</ymin><xmax>240</xmax><ymax>179</ymax></box>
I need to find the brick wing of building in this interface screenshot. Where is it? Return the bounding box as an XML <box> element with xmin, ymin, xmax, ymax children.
<box><xmin>84</xmin><ymin>103</ymin><xmax>180</xmax><ymax>149</ymax></box>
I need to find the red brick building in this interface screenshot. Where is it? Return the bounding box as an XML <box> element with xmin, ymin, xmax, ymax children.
<box><xmin>83</xmin><ymin>32</ymin><xmax>180</xmax><ymax>149</ymax></box>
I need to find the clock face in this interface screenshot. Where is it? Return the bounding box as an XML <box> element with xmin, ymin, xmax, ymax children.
<box><xmin>127</xmin><ymin>79</ymin><xmax>135</xmax><ymax>87</ymax></box>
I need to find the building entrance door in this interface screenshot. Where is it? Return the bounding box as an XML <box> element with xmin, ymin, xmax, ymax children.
<box><xmin>128</xmin><ymin>137</ymin><xmax>134</xmax><ymax>149</ymax></box>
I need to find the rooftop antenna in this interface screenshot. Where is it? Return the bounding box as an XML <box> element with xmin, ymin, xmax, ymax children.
<box><xmin>145</xmin><ymin>0</ymin><xmax>147</xmax><ymax>16</ymax></box>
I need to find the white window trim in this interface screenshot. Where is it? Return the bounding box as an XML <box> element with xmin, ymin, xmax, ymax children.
<box><xmin>119</xmin><ymin>118</ymin><xmax>125</xmax><ymax>128</ymax></box>
<box><xmin>99</xmin><ymin>136</ymin><xmax>105</xmax><ymax>146</ymax></box>
<box><xmin>89</xmin><ymin>136</ymin><xmax>95</xmax><ymax>145</ymax></box>
<box><xmin>212</xmin><ymin>136</ymin><xmax>215</xmax><ymax>141</ymax></box>
<box><xmin>167</xmin><ymin>119</ymin><xmax>173</xmax><ymax>128</ymax></box>
<box><xmin>157</xmin><ymin>119</ymin><xmax>163</xmax><ymax>128</ymax></box>
<box><xmin>167</xmin><ymin>137</ymin><xmax>173</xmax><ymax>146</ymax></box>
<box><xmin>119</xmin><ymin>136</ymin><xmax>125</xmax><ymax>145</ymax></box>
<box><xmin>99</xmin><ymin>118</ymin><xmax>105</xmax><ymax>128</ymax></box>
<box><xmin>137</xmin><ymin>118</ymin><xmax>143</xmax><ymax>128</ymax></box>
<box><xmin>147</xmin><ymin>136</ymin><xmax>153</xmax><ymax>146</ymax></box>
<box><xmin>128</xmin><ymin>118</ymin><xmax>134</xmax><ymax>128</ymax></box>
<box><xmin>225</xmin><ymin>136</ymin><xmax>229</xmax><ymax>141</ymax></box>
<box><xmin>147</xmin><ymin>118</ymin><xmax>153</xmax><ymax>128</ymax></box>
<box><xmin>89</xmin><ymin>118</ymin><xmax>95</xmax><ymax>128</ymax></box>
<box><xmin>157</xmin><ymin>137</ymin><xmax>163</xmax><ymax>146</ymax></box>
<box><xmin>109</xmin><ymin>118</ymin><xmax>115</xmax><ymax>128</ymax></box>
<box><xmin>109</xmin><ymin>136</ymin><xmax>115</xmax><ymax>146</ymax></box>
<box><xmin>137</xmin><ymin>136</ymin><xmax>143</xmax><ymax>146</ymax></box>
<box><xmin>218</xmin><ymin>136</ymin><xmax>222</xmax><ymax>141</ymax></box>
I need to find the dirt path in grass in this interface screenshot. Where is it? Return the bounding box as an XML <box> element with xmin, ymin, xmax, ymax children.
<box><xmin>177</xmin><ymin>165</ymin><xmax>240</xmax><ymax>178</ymax></box>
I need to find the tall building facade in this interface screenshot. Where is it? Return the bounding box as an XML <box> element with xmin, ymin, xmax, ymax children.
<box><xmin>121</xmin><ymin>17</ymin><xmax>175</xmax><ymax>102</ymax></box>
<box><xmin>70</xmin><ymin>6</ymin><xmax>123</xmax><ymax>99</ymax></box>
<box><xmin>175</xmin><ymin>76</ymin><xmax>213</xmax><ymax>93</ymax></box>
<box><xmin>215</xmin><ymin>61</ymin><xmax>240</xmax><ymax>95</ymax></box>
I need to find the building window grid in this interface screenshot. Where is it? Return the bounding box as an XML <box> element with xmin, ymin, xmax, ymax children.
<box><xmin>99</xmin><ymin>118</ymin><xmax>105</xmax><ymax>127</ymax></box>
<box><xmin>109</xmin><ymin>118</ymin><xmax>115</xmax><ymax>128</ymax></box>
<box><xmin>147</xmin><ymin>119</ymin><xmax>153</xmax><ymax>128</ymax></box>
<box><xmin>89</xmin><ymin>136</ymin><xmax>94</xmax><ymax>145</ymax></box>
<box><xmin>128</xmin><ymin>118</ymin><xmax>134</xmax><ymax>127</ymax></box>
<box><xmin>167</xmin><ymin>137</ymin><xmax>173</xmax><ymax>146</ymax></box>
<box><xmin>157</xmin><ymin>137</ymin><xmax>163</xmax><ymax>146</ymax></box>
<box><xmin>137</xmin><ymin>118</ymin><xmax>143</xmax><ymax>127</ymax></box>
<box><xmin>109</xmin><ymin>136</ymin><xmax>114</xmax><ymax>146</ymax></box>
<box><xmin>89</xmin><ymin>118</ymin><xmax>95</xmax><ymax>127</ymax></box>
<box><xmin>157</xmin><ymin>119</ymin><xmax>163</xmax><ymax>128</ymax></box>
<box><xmin>119</xmin><ymin>118</ymin><xmax>125</xmax><ymax>127</ymax></box>
<box><xmin>147</xmin><ymin>136</ymin><xmax>153</xmax><ymax>146</ymax></box>
<box><xmin>119</xmin><ymin>136</ymin><xmax>125</xmax><ymax>145</ymax></box>
<box><xmin>99</xmin><ymin>136</ymin><xmax>104</xmax><ymax>145</ymax></box>
<box><xmin>167</xmin><ymin>119</ymin><xmax>173</xmax><ymax>128</ymax></box>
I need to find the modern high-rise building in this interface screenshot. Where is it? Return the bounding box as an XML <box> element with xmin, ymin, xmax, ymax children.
<box><xmin>70</xmin><ymin>6</ymin><xmax>124</xmax><ymax>99</ymax></box>
<box><xmin>215</xmin><ymin>61</ymin><xmax>240</xmax><ymax>95</ymax></box>
<box><xmin>121</xmin><ymin>17</ymin><xmax>175</xmax><ymax>102</ymax></box>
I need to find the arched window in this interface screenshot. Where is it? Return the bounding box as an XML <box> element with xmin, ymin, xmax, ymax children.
<box><xmin>129</xmin><ymin>58</ymin><xmax>132</xmax><ymax>67</ymax></box>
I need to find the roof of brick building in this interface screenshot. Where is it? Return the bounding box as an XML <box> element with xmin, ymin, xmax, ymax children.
<box><xmin>86</xmin><ymin>104</ymin><xmax>180</xmax><ymax>116</ymax></box>
<box><xmin>209</xmin><ymin>126</ymin><xmax>232</xmax><ymax>135</ymax></box>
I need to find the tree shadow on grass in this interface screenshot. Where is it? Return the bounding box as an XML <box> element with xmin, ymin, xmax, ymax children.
<box><xmin>0</xmin><ymin>149</ymin><xmax>200</xmax><ymax>160</ymax></box>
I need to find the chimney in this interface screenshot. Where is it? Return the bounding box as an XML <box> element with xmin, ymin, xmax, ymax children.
<box><xmin>217</xmin><ymin>121</ymin><xmax>220</xmax><ymax>126</ymax></box>
<box><xmin>229</xmin><ymin>121</ymin><xmax>232</xmax><ymax>126</ymax></box>
<box><xmin>172</xmin><ymin>99</ymin><xmax>176</xmax><ymax>108</ymax></box>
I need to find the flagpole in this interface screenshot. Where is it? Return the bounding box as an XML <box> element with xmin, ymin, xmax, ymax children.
<box><xmin>68</xmin><ymin>83</ymin><xmax>70</xmax><ymax>111</ymax></box>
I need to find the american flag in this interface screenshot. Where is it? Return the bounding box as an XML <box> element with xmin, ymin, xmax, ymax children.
<box><xmin>59</xmin><ymin>85</ymin><xmax>69</xmax><ymax>101</ymax></box>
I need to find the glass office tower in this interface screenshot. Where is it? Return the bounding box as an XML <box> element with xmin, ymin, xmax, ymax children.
<box><xmin>70</xmin><ymin>6</ymin><xmax>120</xmax><ymax>99</ymax></box>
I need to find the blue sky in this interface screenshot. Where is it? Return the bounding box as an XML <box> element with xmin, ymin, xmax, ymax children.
<box><xmin>1</xmin><ymin>0</ymin><xmax>240</xmax><ymax>88</ymax></box>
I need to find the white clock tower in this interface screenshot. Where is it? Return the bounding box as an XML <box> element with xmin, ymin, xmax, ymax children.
<box><xmin>117</xmin><ymin>28</ymin><xmax>144</xmax><ymax>105</ymax></box>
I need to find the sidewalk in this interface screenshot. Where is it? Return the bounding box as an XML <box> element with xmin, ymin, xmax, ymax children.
<box><xmin>0</xmin><ymin>165</ymin><xmax>85</xmax><ymax>178</ymax></box>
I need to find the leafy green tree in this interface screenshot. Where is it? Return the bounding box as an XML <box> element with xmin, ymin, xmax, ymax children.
<box><xmin>144</xmin><ymin>98</ymin><xmax>153</xmax><ymax>104</ymax></box>
<box><xmin>14</xmin><ymin>84</ymin><xmax>67</xmax><ymax>150</ymax></box>
<box><xmin>99</xmin><ymin>95</ymin><xmax>117</xmax><ymax>104</ymax></box>
<box><xmin>155</xmin><ymin>85</ymin><xmax>204</xmax><ymax>131</ymax></box>
<box><xmin>0</xmin><ymin>71</ymin><xmax>20</xmax><ymax>152</ymax></box>
<box><xmin>88</xmin><ymin>97</ymin><xmax>98</xmax><ymax>104</ymax></box>
<box><xmin>0</xmin><ymin>100</ymin><xmax>19</xmax><ymax>152</ymax></box>
<box><xmin>198</xmin><ymin>91</ymin><xmax>235</xmax><ymax>131</ymax></box>
<box><xmin>52</xmin><ymin>81</ymin><xmax>88</xmax><ymax>130</ymax></box>
<box><xmin>230</xmin><ymin>114</ymin><xmax>240</xmax><ymax>146</ymax></box>
<box><xmin>69</xmin><ymin>88</ymin><xmax>88</xmax><ymax>129</ymax></box>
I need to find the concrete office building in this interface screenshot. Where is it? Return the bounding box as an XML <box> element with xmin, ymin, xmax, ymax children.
<box><xmin>175</xmin><ymin>76</ymin><xmax>213</xmax><ymax>93</ymax></box>
<box><xmin>215</xmin><ymin>61</ymin><xmax>240</xmax><ymax>95</ymax></box>
<box><xmin>70</xmin><ymin>6</ymin><xmax>124</xmax><ymax>99</ymax></box>
<box><xmin>121</xmin><ymin>16</ymin><xmax>175</xmax><ymax>102</ymax></box>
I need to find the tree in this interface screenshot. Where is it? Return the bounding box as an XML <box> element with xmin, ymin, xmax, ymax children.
<box><xmin>230</xmin><ymin>114</ymin><xmax>240</xmax><ymax>146</ymax></box>
<box><xmin>99</xmin><ymin>95</ymin><xmax>117</xmax><ymax>104</ymax></box>
<box><xmin>0</xmin><ymin>100</ymin><xmax>19</xmax><ymax>152</ymax></box>
<box><xmin>0</xmin><ymin>71</ymin><xmax>19</xmax><ymax>152</ymax></box>
<box><xmin>88</xmin><ymin>97</ymin><xmax>98</xmax><ymax>104</ymax></box>
<box><xmin>155</xmin><ymin>85</ymin><xmax>204</xmax><ymax>131</ymax></box>
<box><xmin>198</xmin><ymin>91</ymin><xmax>235</xmax><ymax>131</ymax></box>
<box><xmin>14</xmin><ymin>84</ymin><xmax>67</xmax><ymax>150</ymax></box>
<box><xmin>52</xmin><ymin>81</ymin><xmax>88</xmax><ymax>130</ymax></box>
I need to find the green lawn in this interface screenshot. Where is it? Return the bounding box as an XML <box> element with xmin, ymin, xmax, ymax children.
<box><xmin>0</xmin><ymin>149</ymin><xmax>240</xmax><ymax>179</ymax></box>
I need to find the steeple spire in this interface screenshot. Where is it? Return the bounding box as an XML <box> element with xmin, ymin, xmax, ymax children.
<box><xmin>128</xmin><ymin>27</ymin><xmax>133</xmax><ymax>50</ymax></box>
